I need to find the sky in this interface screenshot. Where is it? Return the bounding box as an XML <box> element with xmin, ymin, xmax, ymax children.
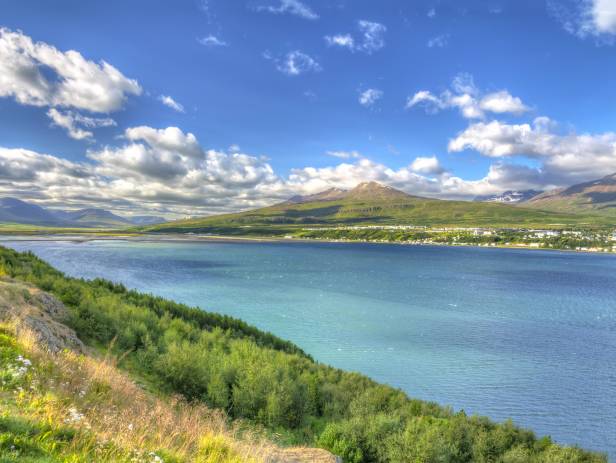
<box><xmin>1</xmin><ymin>0</ymin><xmax>616</xmax><ymax>217</ymax></box>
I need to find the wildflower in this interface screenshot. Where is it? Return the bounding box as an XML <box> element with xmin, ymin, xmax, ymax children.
<box><xmin>65</xmin><ymin>407</ymin><xmax>86</xmax><ymax>424</ymax></box>
<box><xmin>149</xmin><ymin>452</ymin><xmax>164</xmax><ymax>463</ymax></box>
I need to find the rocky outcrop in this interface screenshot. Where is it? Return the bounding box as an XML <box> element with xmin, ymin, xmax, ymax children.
<box><xmin>0</xmin><ymin>278</ymin><xmax>85</xmax><ymax>353</ymax></box>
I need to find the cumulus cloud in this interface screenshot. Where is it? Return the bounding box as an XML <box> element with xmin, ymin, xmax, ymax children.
<box><xmin>325</xmin><ymin>20</ymin><xmax>387</xmax><ymax>54</ymax></box>
<box><xmin>158</xmin><ymin>95</ymin><xmax>185</xmax><ymax>113</ymax></box>
<box><xmin>448</xmin><ymin>117</ymin><xmax>616</xmax><ymax>185</ymax></box>
<box><xmin>407</xmin><ymin>73</ymin><xmax>529</xmax><ymax>119</ymax></box>
<box><xmin>592</xmin><ymin>0</ymin><xmax>616</xmax><ymax>34</ymax></box>
<box><xmin>0</xmin><ymin>28</ymin><xmax>141</xmax><ymax>113</ymax></box>
<box><xmin>0</xmin><ymin>127</ymin><xmax>290</xmax><ymax>215</ymax></box>
<box><xmin>255</xmin><ymin>0</ymin><xmax>318</xmax><ymax>20</ymax></box>
<box><xmin>197</xmin><ymin>35</ymin><xmax>228</xmax><ymax>47</ymax></box>
<box><xmin>411</xmin><ymin>156</ymin><xmax>444</xmax><ymax>175</ymax></box>
<box><xmin>47</xmin><ymin>108</ymin><xmax>116</xmax><ymax>140</ymax></box>
<box><xmin>479</xmin><ymin>91</ymin><xmax>529</xmax><ymax>115</ymax></box>
<box><xmin>358</xmin><ymin>88</ymin><xmax>383</xmax><ymax>107</ymax></box>
<box><xmin>549</xmin><ymin>0</ymin><xmax>616</xmax><ymax>41</ymax></box>
<box><xmin>265</xmin><ymin>50</ymin><xmax>321</xmax><ymax>75</ymax></box>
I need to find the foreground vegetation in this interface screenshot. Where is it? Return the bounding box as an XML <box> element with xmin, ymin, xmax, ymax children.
<box><xmin>0</xmin><ymin>246</ymin><xmax>607</xmax><ymax>462</ymax></box>
<box><xmin>0</xmin><ymin>325</ymin><xmax>265</xmax><ymax>462</ymax></box>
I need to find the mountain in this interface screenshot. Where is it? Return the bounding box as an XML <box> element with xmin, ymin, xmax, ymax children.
<box><xmin>523</xmin><ymin>173</ymin><xmax>616</xmax><ymax>216</ymax></box>
<box><xmin>0</xmin><ymin>197</ymin><xmax>64</xmax><ymax>225</ymax></box>
<box><xmin>344</xmin><ymin>181</ymin><xmax>418</xmax><ymax>201</ymax></box>
<box><xmin>145</xmin><ymin>181</ymin><xmax>610</xmax><ymax>233</ymax></box>
<box><xmin>0</xmin><ymin>198</ymin><xmax>166</xmax><ymax>228</ymax></box>
<box><xmin>285</xmin><ymin>187</ymin><xmax>347</xmax><ymax>204</ymax></box>
<box><xmin>54</xmin><ymin>208</ymin><xmax>132</xmax><ymax>227</ymax></box>
<box><xmin>474</xmin><ymin>189</ymin><xmax>543</xmax><ymax>204</ymax></box>
<box><xmin>128</xmin><ymin>215</ymin><xmax>167</xmax><ymax>225</ymax></box>
<box><xmin>284</xmin><ymin>182</ymin><xmax>415</xmax><ymax>205</ymax></box>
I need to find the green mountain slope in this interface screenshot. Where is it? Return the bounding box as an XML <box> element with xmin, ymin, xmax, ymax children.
<box><xmin>145</xmin><ymin>182</ymin><xmax>612</xmax><ymax>234</ymax></box>
<box><xmin>523</xmin><ymin>173</ymin><xmax>616</xmax><ymax>216</ymax></box>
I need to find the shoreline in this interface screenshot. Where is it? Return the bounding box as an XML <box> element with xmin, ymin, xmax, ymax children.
<box><xmin>0</xmin><ymin>231</ymin><xmax>614</xmax><ymax>256</ymax></box>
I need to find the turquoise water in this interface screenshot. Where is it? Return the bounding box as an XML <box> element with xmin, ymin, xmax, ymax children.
<box><xmin>4</xmin><ymin>239</ymin><xmax>616</xmax><ymax>459</ymax></box>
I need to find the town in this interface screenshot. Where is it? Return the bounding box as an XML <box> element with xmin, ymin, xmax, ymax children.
<box><xmin>291</xmin><ymin>225</ymin><xmax>616</xmax><ymax>253</ymax></box>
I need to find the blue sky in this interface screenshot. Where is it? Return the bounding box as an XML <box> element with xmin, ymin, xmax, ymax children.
<box><xmin>1</xmin><ymin>0</ymin><xmax>616</xmax><ymax>216</ymax></box>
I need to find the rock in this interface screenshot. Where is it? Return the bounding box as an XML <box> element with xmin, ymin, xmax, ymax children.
<box><xmin>0</xmin><ymin>278</ymin><xmax>85</xmax><ymax>353</ymax></box>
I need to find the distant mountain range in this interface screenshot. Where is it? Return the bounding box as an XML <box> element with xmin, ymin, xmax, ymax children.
<box><xmin>144</xmin><ymin>180</ymin><xmax>612</xmax><ymax>233</ymax></box>
<box><xmin>6</xmin><ymin>174</ymin><xmax>616</xmax><ymax>231</ymax></box>
<box><xmin>0</xmin><ymin>198</ymin><xmax>166</xmax><ymax>228</ymax></box>
<box><xmin>473</xmin><ymin>190</ymin><xmax>543</xmax><ymax>204</ymax></box>
<box><xmin>522</xmin><ymin>173</ymin><xmax>616</xmax><ymax>216</ymax></box>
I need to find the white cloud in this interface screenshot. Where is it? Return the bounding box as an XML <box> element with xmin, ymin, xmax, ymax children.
<box><xmin>255</xmin><ymin>0</ymin><xmax>318</xmax><ymax>20</ymax></box>
<box><xmin>197</xmin><ymin>35</ymin><xmax>228</xmax><ymax>47</ymax></box>
<box><xmin>448</xmin><ymin>118</ymin><xmax>616</xmax><ymax>185</ymax></box>
<box><xmin>324</xmin><ymin>34</ymin><xmax>354</xmax><ymax>49</ymax></box>
<box><xmin>479</xmin><ymin>91</ymin><xmax>529</xmax><ymax>115</ymax></box>
<box><xmin>427</xmin><ymin>34</ymin><xmax>449</xmax><ymax>48</ymax></box>
<box><xmin>47</xmin><ymin>108</ymin><xmax>116</xmax><ymax>141</ymax></box>
<box><xmin>411</xmin><ymin>156</ymin><xmax>444</xmax><ymax>175</ymax></box>
<box><xmin>427</xmin><ymin>8</ymin><xmax>436</xmax><ymax>18</ymax></box>
<box><xmin>0</xmin><ymin>127</ymin><xmax>292</xmax><ymax>215</ymax></box>
<box><xmin>549</xmin><ymin>0</ymin><xmax>616</xmax><ymax>41</ymax></box>
<box><xmin>407</xmin><ymin>73</ymin><xmax>529</xmax><ymax>119</ymax></box>
<box><xmin>358</xmin><ymin>88</ymin><xmax>383</xmax><ymax>107</ymax></box>
<box><xmin>267</xmin><ymin>50</ymin><xmax>321</xmax><ymax>75</ymax></box>
<box><xmin>326</xmin><ymin>150</ymin><xmax>362</xmax><ymax>159</ymax></box>
<box><xmin>325</xmin><ymin>20</ymin><xmax>386</xmax><ymax>54</ymax></box>
<box><xmin>0</xmin><ymin>28</ymin><xmax>141</xmax><ymax>113</ymax></box>
<box><xmin>158</xmin><ymin>95</ymin><xmax>185</xmax><ymax>113</ymax></box>
<box><xmin>592</xmin><ymin>0</ymin><xmax>616</xmax><ymax>33</ymax></box>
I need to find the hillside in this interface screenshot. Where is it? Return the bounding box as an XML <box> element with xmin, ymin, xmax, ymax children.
<box><xmin>0</xmin><ymin>198</ymin><xmax>63</xmax><ymax>226</ymax></box>
<box><xmin>0</xmin><ymin>278</ymin><xmax>335</xmax><ymax>462</ymax></box>
<box><xmin>523</xmin><ymin>173</ymin><xmax>616</xmax><ymax>216</ymax></box>
<box><xmin>54</xmin><ymin>208</ymin><xmax>133</xmax><ymax>228</ymax></box>
<box><xmin>0</xmin><ymin>245</ymin><xmax>607</xmax><ymax>462</ymax></box>
<box><xmin>145</xmin><ymin>182</ymin><xmax>612</xmax><ymax>235</ymax></box>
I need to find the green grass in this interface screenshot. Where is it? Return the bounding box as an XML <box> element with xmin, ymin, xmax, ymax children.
<box><xmin>144</xmin><ymin>196</ymin><xmax>615</xmax><ymax>235</ymax></box>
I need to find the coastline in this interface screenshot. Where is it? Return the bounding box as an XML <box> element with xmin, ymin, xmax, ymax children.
<box><xmin>1</xmin><ymin>231</ymin><xmax>614</xmax><ymax>256</ymax></box>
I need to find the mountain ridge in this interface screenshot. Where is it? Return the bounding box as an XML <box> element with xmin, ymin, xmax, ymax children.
<box><xmin>0</xmin><ymin>198</ymin><xmax>166</xmax><ymax>228</ymax></box>
<box><xmin>522</xmin><ymin>173</ymin><xmax>616</xmax><ymax>216</ymax></box>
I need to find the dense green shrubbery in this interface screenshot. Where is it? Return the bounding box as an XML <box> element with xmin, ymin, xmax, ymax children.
<box><xmin>0</xmin><ymin>246</ymin><xmax>606</xmax><ymax>462</ymax></box>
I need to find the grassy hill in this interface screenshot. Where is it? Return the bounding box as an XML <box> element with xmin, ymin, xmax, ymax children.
<box><xmin>0</xmin><ymin>245</ymin><xmax>607</xmax><ymax>462</ymax></box>
<box><xmin>144</xmin><ymin>182</ymin><xmax>613</xmax><ymax>235</ymax></box>
<box><xmin>0</xmin><ymin>271</ymin><xmax>334</xmax><ymax>462</ymax></box>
